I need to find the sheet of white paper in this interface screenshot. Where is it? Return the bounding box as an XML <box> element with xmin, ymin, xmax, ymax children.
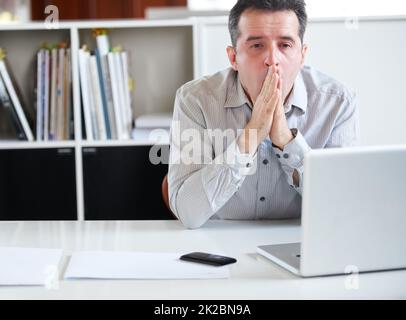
<box><xmin>0</xmin><ymin>247</ymin><xmax>63</xmax><ymax>286</ymax></box>
<box><xmin>64</xmin><ymin>251</ymin><xmax>230</xmax><ymax>280</ymax></box>
<box><xmin>131</xmin><ymin>128</ymin><xmax>169</xmax><ymax>144</ymax></box>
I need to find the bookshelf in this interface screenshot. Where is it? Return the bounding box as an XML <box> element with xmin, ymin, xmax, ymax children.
<box><xmin>0</xmin><ymin>18</ymin><xmax>198</xmax><ymax>221</ymax></box>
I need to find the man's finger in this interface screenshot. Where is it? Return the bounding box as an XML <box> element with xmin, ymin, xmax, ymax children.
<box><xmin>265</xmin><ymin>88</ymin><xmax>280</xmax><ymax>116</ymax></box>
<box><xmin>263</xmin><ymin>71</ymin><xmax>279</xmax><ymax>104</ymax></box>
<box><xmin>273</xmin><ymin>86</ymin><xmax>284</xmax><ymax>117</ymax></box>
<box><xmin>270</xmin><ymin>88</ymin><xmax>280</xmax><ymax>110</ymax></box>
<box><xmin>266</xmin><ymin>65</ymin><xmax>279</xmax><ymax>96</ymax></box>
<box><xmin>259</xmin><ymin>65</ymin><xmax>278</xmax><ymax>98</ymax></box>
<box><xmin>266</xmin><ymin>70</ymin><xmax>280</xmax><ymax>99</ymax></box>
<box><xmin>277</xmin><ymin>73</ymin><xmax>281</xmax><ymax>90</ymax></box>
<box><xmin>258</xmin><ymin>68</ymin><xmax>273</xmax><ymax>98</ymax></box>
<box><xmin>271</xmin><ymin>70</ymin><xmax>279</xmax><ymax>93</ymax></box>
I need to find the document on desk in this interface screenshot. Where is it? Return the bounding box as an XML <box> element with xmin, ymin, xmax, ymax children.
<box><xmin>64</xmin><ymin>251</ymin><xmax>230</xmax><ymax>280</ymax></box>
<box><xmin>0</xmin><ymin>247</ymin><xmax>63</xmax><ymax>286</ymax></box>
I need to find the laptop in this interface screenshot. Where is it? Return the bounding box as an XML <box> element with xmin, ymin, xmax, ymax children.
<box><xmin>257</xmin><ymin>145</ymin><xmax>406</xmax><ymax>277</ymax></box>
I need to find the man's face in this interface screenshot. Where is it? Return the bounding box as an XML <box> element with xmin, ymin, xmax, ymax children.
<box><xmin>227</xmin><ymin>9</ymin><xmax>308</xmax><ymax>105</ymax></box>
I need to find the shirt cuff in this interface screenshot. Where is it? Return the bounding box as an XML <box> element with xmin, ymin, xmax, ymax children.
<box><xmin>272</xmin><ymin>129</ymin><xmax>310</xmax><ymax>190</ymax></box>
<box><xmin>272</xmin><ymin>129</ymin><xmax>310</xmax><ymax>169</ymax></box>
<box><xmin>219</xmin><ymin>138</ymin><xmax>258</xmax><ymax>177</ymax></box>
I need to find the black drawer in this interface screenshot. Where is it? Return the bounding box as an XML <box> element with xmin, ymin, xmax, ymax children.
<box><xmin>0</xmin><ymin>148</ymin><xmax>77</xmax><ymax>220</ymax></box>
<box><xmin>82</xmin><ymin>145</ymin><xmax>174</xmax><ymax>220</ymax></box>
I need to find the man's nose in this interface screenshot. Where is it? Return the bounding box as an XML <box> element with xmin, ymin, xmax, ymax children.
<box><xmin>264</xmin><ymin>47</ymin><xmax>279</xmax><ymax>67</ymax></box>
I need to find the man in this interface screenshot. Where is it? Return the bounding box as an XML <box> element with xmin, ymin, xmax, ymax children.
<box><xmin>168</xmin><ymin>0</ymin><xmax>359</xmax><ymax>229</ymax></box>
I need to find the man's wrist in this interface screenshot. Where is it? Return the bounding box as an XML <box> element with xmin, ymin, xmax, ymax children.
<box><xmin>272</xmin><ymin>128</ymin><xmax>296</xmax><ymax>150</ymax></box>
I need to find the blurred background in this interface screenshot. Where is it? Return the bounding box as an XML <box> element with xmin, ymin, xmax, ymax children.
<box><xmin>0</xmin><ymin>1</ymin><xmax>405</xmax><ymax>221</ymax></box>
<box><xmin>0</xmin><ymin>0</ymin><xmax>405</xmax><ymax>22</ymax></box>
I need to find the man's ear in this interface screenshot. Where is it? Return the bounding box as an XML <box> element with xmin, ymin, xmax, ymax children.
<box><xmin>300</xmin><ymin>43</ymin><xmax>309</xmax><ymax>68</ymax></box>
<box><xmin>226</xmin><ymin>46</ymin><xmax>238</xmax><ymax>71</ymax></box>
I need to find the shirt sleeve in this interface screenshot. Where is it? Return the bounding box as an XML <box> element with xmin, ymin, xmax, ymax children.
<box><xmin>326</xmin><ymin>92</ymin><xmax>360</xmax><ymax>148</ymax></box>
<box><xmin>168</xmin><ymin>88</ymin><xmax>257</xmax><ymax>229</ymax></box>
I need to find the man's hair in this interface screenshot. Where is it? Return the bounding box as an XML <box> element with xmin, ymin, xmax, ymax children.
<box><xmin>228</xmin><ymin>0</ymin><xmax>307</xmax><ymax>47</ymax></box>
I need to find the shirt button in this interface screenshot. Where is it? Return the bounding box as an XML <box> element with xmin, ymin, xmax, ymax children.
<box><xmin>276</xmin><ymin>154</ymin><xmax>281</xmax><ymax>159</ymax></box>
<box><xmin>283</xmin><ymin>153</ymin><xmax>289</xmax><ymax>159</ymax></box>
<box><xmin>246</xmin><ymin>163</ymin><xmax>251</xmax><ymax>168</ymax></box>
<box><xmin>263</xmin><ymin>159</ymin><xmax>269</xmax><ymax>165</ymax></box>
<box><xmin>260</xmin><ymin>197</ymin><xmax>266</xmax><ymax>202</ymax></box>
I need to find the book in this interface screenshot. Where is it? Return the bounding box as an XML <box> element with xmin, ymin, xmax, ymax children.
<box><xmin>78</xmin><ymin>48</ymin><xmax>94</xmax><ymax>140</ymax></box>
<box><xmin>0</xmin><ymin>73</ymin><xmax>25</xmax><ymax>140</ymax></box>
<box><xmin>35</xmin><ymin>49</ymin><xmax>44</xmax><ymax>141</ymax></box>
<box><xmin>96</xmin><ymin>29</ymin><xmax>118</xmax><ymax>139</ymax></box>
<box><xmin>41</xmin><ymin>45</ymin><xmax>72</xmax><ymax>141</ymax></box>
<box><xmin>96</xmin><ymin>32</ymin><xmax>110</xmax><ymax>55</ymax></box>
<box><xmin>121</xmin><ymin>51</ymin><xmax>133</xmax><ymax>133</ymax></box>
<box><xmin>43</xmin><ymin>49</ymin><xmax>50</xmax><ymax>141</ymax></box>
<box><xmin>67</xmin><ymin>49</ymin><xmax>74</xmax><ymax>140</ymax></box>
<box><xmin>89</xmin><ymin>55</ymin><xmax>107</xmax><ymax>140</ymax></box>
<box><xmin>107</xmin><ymin>51</ymin><xmax>125</xmax><ymax>139</ymax></box>
<box><xmin>113</xmin><ymin>51</ymin><xmax>130</xmax><ymax>139</ymax></box>
<box><xmin>63</xmin><ymin>48</ymin><xmax>71</xmax><ymax>140</ymax></box>
<box><xmin>86</xmin><ymin>51</ymin><xmax>99</xmax><ymax>140</ymax></box>
<box><xmin>78</xmin><ymin>29</ymin><xmax>134</xmax><ymax>141</ymax></box>
<box><xmin>56</xmin><ymin>47</ymin><xmax>65</xmax><ymax>140</ymax></box>
<box><xmin>49</xmin><ymin>47</ymin><xmax>58</xmax><ymax>140</ymax></box>
<box><xmin>0</xmin><ymin>55</ymin><xmax>34</xmax><ymax>141</ymax></box>
<box><xmin>95</xmin><ymin>48</ymin><xmax>112</xmax><ymax>139</ymax></box>
<box><xmin>35</xmin><ymin>48</ymin><xmax>51</xmax><ymax>141</ymax></box>
<box><xmin>101</xmin><ymin>54</ymin><xmax>117</xmax><ymax>139</ymax></box>
<box><xmin>0</xmin><ymin>103</ymin><xmax>17</xmax><ymax>139</ymax></box>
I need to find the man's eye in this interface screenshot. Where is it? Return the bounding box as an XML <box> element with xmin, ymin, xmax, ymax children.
<box><xmin>280</xmin><ymin>43</ymin><xmax>292</xmax><ymax>49</ymax></box>
<box><xmin>250</xmin><ymin>43</ymin><xmax>263</xmax><ymax>49</ymax></box>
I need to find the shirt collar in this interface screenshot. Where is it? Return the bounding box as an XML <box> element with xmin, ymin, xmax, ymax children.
<box><xmin>224</xmin><ymin>68</ymin><xmax>307</xmax><ymax>114</ymax></box>
<box><xmin>224</xmin><ymin>70</ymin><xmax>253</xmax><ymax>109</ymax></box>
<box><xmin>284</xmin><ymin>71</ymin><xmax>307</xmax><ymax>114</ymax></box>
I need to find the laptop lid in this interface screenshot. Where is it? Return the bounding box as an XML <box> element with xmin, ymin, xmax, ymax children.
<box><xmin>300</xmin><ymin>145</ymin><xmax>406</xmax><ymax>277</ymax></box>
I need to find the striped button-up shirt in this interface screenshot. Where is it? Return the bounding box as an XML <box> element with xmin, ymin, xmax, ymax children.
<box><xmin>168</xmin><ymin>66</ymin><xmax>359</xmax><ymax>229</ymax></box>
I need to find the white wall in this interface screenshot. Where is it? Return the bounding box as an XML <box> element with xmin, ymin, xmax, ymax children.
<box><xmin>197</xmin><ymin>16</ymin><xmax>406</xmax><ymax>146</ymax></box>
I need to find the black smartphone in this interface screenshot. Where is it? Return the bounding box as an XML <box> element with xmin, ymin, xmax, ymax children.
<box><xmin>180</xmin><ymin>252</ymin><xmax>237</xmax><ymax>266</ymax></box>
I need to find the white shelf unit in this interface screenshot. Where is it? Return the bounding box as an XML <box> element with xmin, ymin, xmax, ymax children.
<box><xmin>0</xmin><ymin>18</ymin><xmax>202</xmax><ymax>221</ymax></box>
<box><xmin>2</xmin><ymin>19</ymin><xmax>198</xmax><ymax>141</ymax></box>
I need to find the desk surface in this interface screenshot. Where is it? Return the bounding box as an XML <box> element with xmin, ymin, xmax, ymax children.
<box><xmin>0</xmin><ymin>220</ymin><xmax>405</xmax><ymax>299</ymax></box>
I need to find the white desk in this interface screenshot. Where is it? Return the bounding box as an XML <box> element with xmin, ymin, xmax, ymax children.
<box><xmin>0</xmin><ymin>220</ymin><xmax>405</xmax><ymax>299</ymax></box>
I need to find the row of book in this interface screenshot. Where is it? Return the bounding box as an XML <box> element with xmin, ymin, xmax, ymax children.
<box><xmin>0</xmin><ymin>44</ymin><xmax>73</xmax><ymax>142</ymax></box>
<box><xmin>1</xmin><ymin>29</ymin><xmax>134</xmax><ymax>142</ymax></box>
<box><xmin>0</xmin><ymin>48</ymin><xmax>34</xmax><ymax>141</ymax></box>
<box><xmin>78</xmin><ymin>30</ymin><xmax>134</xmax><ymax>140</ymax></box>
<box><xmin>35</xmin><ymin>44</ymin><xmax>73</xmax><ymax>141</ymax></box>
